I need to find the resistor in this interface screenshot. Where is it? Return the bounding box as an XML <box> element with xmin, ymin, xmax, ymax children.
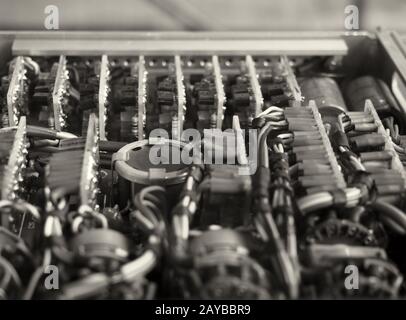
<box><xmin>300</xmin><ymin>77</ymin><xmax>346</xmax><ymax>111</ymax></box>
<box><xmin>131</xmin><ymin>113</ymin><xmax>139</xmax><ymax>140</ymax></box>
<box><xmin>47</xmin><ymin>113</ymin><xmax>55</xmax><ymax>129</ymax></box>
<box><xmin>210</xmin><ymin>113</ymin><xmax>217</xmax><ymax>129</ymax></box>
<box><xmin>81</xmin><ymin>111</ymin><xmax>90</xmax><ymax>137</ymax></box>
<box><xmin>171</xmin><ymin>114</ymin><xmax>179</xmax><ymax>139</ymax></box>
<box><xmin>344</xmin><ymin>76</ymin><xmax>399</xmax><ymax>115</ymax></box>
<box><xmin>1</xmin><ymin>112</ymin><xmax>9</xmax><ymax>127</ymax></box>
<box><xmin>247</xmin><ymin>115</ymin><xmax>254</xmax><ymax>129</ymax></box>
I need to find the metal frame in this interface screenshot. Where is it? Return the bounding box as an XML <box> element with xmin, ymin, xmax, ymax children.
<box><xmin>4</xmin><ymin>31</ymin><xmax>353</xmax><ymax>56</ymax></box>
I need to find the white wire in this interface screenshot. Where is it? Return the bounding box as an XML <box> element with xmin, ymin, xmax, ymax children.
<box><xmin>55</xmin><ymin>131</ymin><xmax>78</xmax><ymax>139</ymax></box>
<box><xmin>297</xmin><ymin>192</ymin><xmax>333</xmax><ymax>214</ymax></box>
<box><xmin>120</xmin><ymin>250</ymin><xmax>157</xmax><ymax>281</ymax></box>
<box><xmin>257</xmin><ymin>106</ymin><xmax>283</xmax><ymax>118</ymax></box>
<box><xmin>278</xmin><ymin>133</ymin><xmax>293</xmax><ymax>140</ymax></box>
<box><xmin>298</xmin><ymin>187</ymin><xmax>362</xmax><ymax>214</ymax></box>
<box><xmin>24</xmin><ymin>57</ymin><xmax>40</xmax><ymax>76</ymax></box>
<box><xmin>345</xmin><ymin>187</ymin><xmax>362</xmax><ymax>207</ymax></box>
<box><xmin>393</xmin><ymin>143</ymin><xmax>405</xmax><ymax>153</ymax></box>
<box><xmin>0</xmin><ymin>200</ymin><xmax>41</xmax><ymax>220</ymax></box>
<box><xmin>71</xmin><ymin>216</ymin><xmax>84</xmax><ymax>233</ymax></box>
<box><xmin>349</xmin><ymin>156</ymin><xmax>366</xmax><ymax>171</ymax></box>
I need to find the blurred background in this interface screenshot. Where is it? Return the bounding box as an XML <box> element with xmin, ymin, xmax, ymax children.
<box><xmin>0</xmin><ymin>0</ymin><xmax>404</xmax><ymax>31</ymax></box>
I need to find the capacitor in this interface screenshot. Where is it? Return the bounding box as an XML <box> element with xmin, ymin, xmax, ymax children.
<box><xmin>300</xmin><ymin>77</ymin><xmax>347</xmax><ymax>131</ymax></box>
<box><xmin>113</xmin><ymin>138</ymin><xmax>189</xmax><ymax>208</ymax></box>
<box><xmin>343</xmin><ymin>76</ymin><xmax>399</xmax><ymax>116</ymax></box>
<box><xmin>300</xmin><ymin>77</ymin><xmax>347</xmax><ymax>111</ymax></box>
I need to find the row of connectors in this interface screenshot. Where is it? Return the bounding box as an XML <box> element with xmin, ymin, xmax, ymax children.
<box><xmin>47</xmin><ymin>113</ymin><xmax>99</xmax><ymax>210</ymax></box>
<box><xmin>228</xmin><ymin>56</ymin><xmax>263</xmax><ymax>129</ymax></box>
<box><xmin>284</xmin><ymin>102</ymin><xmax>346</xmax><ymax>195</ymax></box>
<box><xmin>31</xmin><ymin>57</ymin><xmax>60</xmax><ymax>129</ymax></box>
<box><xmin>145</xmin><ymin>56</ymin><xmax>186</xmax><ymax>140</ymax></box>
<box><xmin>0</xmin><ymin>116</ymin><xmax>28</xmax><ymax>200</ymax></box>
<box><xmin>1</xmin><ymin>55</ymin><xmax>301</xmax><ymax>140</ymax></box>
<box><xmin>191</xmin><ymin>56</ymin><xmax>226</xmax><ymax>131</ymax></box>
<box><xmin>80</xmin><ymin>113</ymin><xmax>100</xmax><ymax>210</ymax></box>
<box><xmin>98</xmin><ymin>55</ymin><xmax>111</xmax><ymax>141</ymax></box>
<box><xmin>116</xmin><ymin>56</ymin><xmax>145</xmax><ymax>142</ymax></box>
<box><xmin>75</xmin><ymin>57</ymin><xmax>101</xmax><ymax>137</ymax></box>
<box><xmin>175</xmin><ymin>56</ymin><xmax>186</xmax><ymax>141</ymax></box>
<box><xmin>4</xmin><ymin>57</ymin><xmax>30</xmax><ymax>127</ymax></box>
<box><xmin>299</xmin><ymin>100</ymin><xmax>406</xmax><ymax>298</ymax></box>
<box><xmin>137</xmin><ymin>56</ymin><xmax>147</xmax><ymax>141</ymax></box>
<box><xmin>340</xmin><ymin>100</ymin><xmax>406</xmax><ymax>203</ymax></box>
<box><xmin>52</xmin><ymin>55</ymin><xmax>70</xmax><ymax>131</ymax></box>
<box><xmin>257</xmin><ymin>55</ymin><xmax>301</xmax><ymax>108</ymax></box>
<box><xmin>92</xmin><ymin>56</ymin><xmax>142</xmax><ymax>142</ymax></box>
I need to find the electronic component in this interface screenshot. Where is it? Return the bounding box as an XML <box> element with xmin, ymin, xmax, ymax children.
<box><xmin>97</xmin><ymin>56</ymin><xmax>147</xmax><ymax>142</ymax></box>
<box><xmin>185</xmin><ymin>56</ymin><xmax>226</xmax><ymax>131</ymax></box>
<box><xmin>224</xmin><ymin>56</ymin><xmax>263</xmax><ymax>129</ymax></box>
<box><xmin>5</xmin><ymin>57</ymin><xmax>30</xmax><ymax>126</ymax></box>
<box><xmin>196</xmin><ymin>117</ymin><xmax>251</xmax><ymax>227</ymax></box>
<box><xmin>344</xmin><ymin>76</ymin><xmax>400</xmax><ymax>115</ymax></box>
<box><xmin>47</xmin><ymin>113</ymin><xmax>99</xmax><ymax>212</ymax></box>
<box><xmin>339</xmin><ymin>100</ymin><xmax>406</xmax><ymax>203</ymax></box>
<box><xmin>257</xmin><ymin>55</ymin><xmax>301</xmax><ymax>107</ymax></box>
<box><xmin>52</xmin><ymin>55</ymin><xmax>69</xmax><ymax>131</ymax></box>
<box><xmin>284</xmin><ymin>102</ymin><xmax>346</xmax><ymax>195</ymax></box>
<box><xmin>302</xmin><ymin>252</ymin><xmax>402</xmax><ymax>298</ymax></box>
<box><xmin>145</xmin><ymin>56</ymin><xmax>185</xmax><ymax>140</ymax></box>
<box><xmin>0</xmin><ymin>117</ymin><xmax>28</xmax><ymax>201</ymax></box>
<box><xmin>170</xmin><ymin>228</ymin><xmax>271</xmax><ymax>299</ymax></box>
<box><xmin>113</xmin><ymin>137</ymin><xmax>189</xmax><ymax>207</ymax></box>
<box><xmin>300</xmin><ymin>77</ymin><xmax>346</xmax><ymax>112</ymax></box>
<box><xmin>0</xmin><ymin>30</ymin><xmax>406</xmax><ymax>300</ymax></box>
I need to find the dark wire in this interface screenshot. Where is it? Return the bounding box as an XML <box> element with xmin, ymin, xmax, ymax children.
<box><xmin>133</xmin><ymin>185</ymin><xmax>167</xmax><ymax>234</ymax></box>
<box><xmin>371</xmin><ymin>200</ymin><xmax>406</xmax><ymax>233</ymax></box>
<box><xmin>0</xmin><ymin>256</ymin><xmax>22</xmax><ymax>291</ymax></box>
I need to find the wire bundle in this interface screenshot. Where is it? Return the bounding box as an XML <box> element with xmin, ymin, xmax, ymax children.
<box><xmin>252</xmin><ymin>105</ymin><xmax>299</xmax><ymax>298</ymax></box>
<box><xmin>283</xmin><ymin>106</ymin><xmax>346</xmax><ymax>195</ymax></box>
<box><xmin>341</xmin><ymin>108</ymin><xmax>406</xmax><ymax>204</ymax></box>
